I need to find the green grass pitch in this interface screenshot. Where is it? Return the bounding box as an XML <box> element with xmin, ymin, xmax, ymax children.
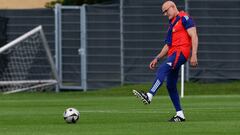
<box><xmin>0</xmin><ymin>83</ymin><xmax>240</xmax><ymax>135</ymax></box>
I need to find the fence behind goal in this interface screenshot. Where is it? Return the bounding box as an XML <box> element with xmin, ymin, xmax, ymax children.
<box><xmin>0</xmin><ymin>0</ymin><xmax>240</xmax><ymax>92</ymax></box>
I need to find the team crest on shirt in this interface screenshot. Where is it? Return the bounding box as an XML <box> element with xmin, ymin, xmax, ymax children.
<box><xmin>172</xmin><ymin>22</ymin><xmax>179</xmax><ymax>32</ymax></box>
<box><xmin>184</xmin><ymin>16</ymin><xmax>189</xmax><ymax>20</ymax></box>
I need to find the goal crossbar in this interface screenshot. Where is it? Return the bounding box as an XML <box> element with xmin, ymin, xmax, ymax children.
<box><xmin>0</xmin><ymin>26</ymin><xmax>43</xmax><ymax>54</ymax></box>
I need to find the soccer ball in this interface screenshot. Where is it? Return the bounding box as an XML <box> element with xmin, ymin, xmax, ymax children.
<box><xmin>63</xmin><ymin>108</ymin><xmax>80</xmax><ymax>123</ymax></box>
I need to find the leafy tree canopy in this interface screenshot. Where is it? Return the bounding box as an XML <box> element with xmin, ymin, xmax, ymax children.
<box><xmin>45</xmin><ymin>0</ymin><xmax>113</xmax><ymax>8</ymax></box>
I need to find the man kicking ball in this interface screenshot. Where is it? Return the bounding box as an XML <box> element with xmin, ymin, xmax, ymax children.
<box><xmin>133</xmin><ymin>0</ymin><xmax>198</xmax><ymax>122</ymax></box>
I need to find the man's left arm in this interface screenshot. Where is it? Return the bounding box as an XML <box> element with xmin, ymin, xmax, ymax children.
<box><xmin>187</xmin><ymin>27</ymin><xmax>198</xmax><ymax>67</ymax></box>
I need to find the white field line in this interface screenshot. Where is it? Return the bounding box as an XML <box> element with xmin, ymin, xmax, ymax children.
<box><xmin>182</xmin><ymin>95</ymin><xmax>240</xmax><ymax>98</ymax></box>
<box><xmin>79</xmin><ymin>110</ymin><xmax>170</xmax><ymax>114</ymax></box>
<box><xmin>78</xmin><ymin>106</ymin><xmax>238</xmax><ymax>114</ymax></box>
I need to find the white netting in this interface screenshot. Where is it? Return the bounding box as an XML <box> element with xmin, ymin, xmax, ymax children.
<box><xmin>0</xmin><ymin>26</ymin><xmax>58</xmax><ymax>94</ymax></box>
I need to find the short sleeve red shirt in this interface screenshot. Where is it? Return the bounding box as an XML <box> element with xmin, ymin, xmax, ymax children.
<box><xmin>167</xmin><ymin>11</ymin><xmax>195</xmax><ymax>59</ymax></box>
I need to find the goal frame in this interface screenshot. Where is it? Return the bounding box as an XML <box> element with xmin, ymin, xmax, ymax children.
<box><xmin>0</xmin><ymin>25</ymin><xmax>59</xmax><ymax>94</ymax></box>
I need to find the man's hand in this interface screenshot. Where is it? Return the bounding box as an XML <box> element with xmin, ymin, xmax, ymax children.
<box><xmin>149</xmin><ymin>58</ymin><xmax>158</xmax><ymax>70</ymax></box>
<box><xmin>190</xmin><ymin>54</ymin><xmax>198</xmax><ymax>67</ymax></box>
<box><xmin>149</xmin><ymin>45</ymin><xmax>169</xmax><ymax>70</ymax></box>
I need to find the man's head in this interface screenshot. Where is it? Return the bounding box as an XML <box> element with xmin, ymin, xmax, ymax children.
<box><xmin>162</xmin><ymin>0</ymin><xmax>179</xmax><ymax>20</ymax></box>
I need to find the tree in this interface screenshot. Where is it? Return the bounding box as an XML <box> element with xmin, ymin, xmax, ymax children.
<box><xmin>45</xmin><ymin>0</ymin><xmax>113</xmax><ymax>8</ymax></box>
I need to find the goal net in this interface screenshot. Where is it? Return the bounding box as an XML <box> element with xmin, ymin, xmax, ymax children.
<box><xmin>0</xmin><ymin>26</ymin><xmax>58</xmax><ymax>94</ymax></box>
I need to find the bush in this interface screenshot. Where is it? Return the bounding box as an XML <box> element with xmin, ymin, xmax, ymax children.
<box><xmin>45</xmin><ymin>0</ymin><xmax>113</xmax><ymax>8</ymax></box>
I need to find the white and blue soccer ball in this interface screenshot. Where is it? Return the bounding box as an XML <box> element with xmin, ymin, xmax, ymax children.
<box><xmin>63</xmin><ymin>108</ymin><xmax>80</xmax><ymax>123</ymax></box>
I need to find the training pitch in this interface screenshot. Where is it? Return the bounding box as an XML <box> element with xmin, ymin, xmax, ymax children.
<box><xmin>0</xmin><ymin>90</ymin><xmax>239</xmax><ymax>135</ymax></box>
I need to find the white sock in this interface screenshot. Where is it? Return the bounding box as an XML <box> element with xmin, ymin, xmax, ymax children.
<box><xmin>147</xmin><ymin>92</ymin><xmax>153</xmax><ymax>101</ymax></box>
<box><xmin>176</xmin><ymin>110</ymin><xmax>185</xmax><ymax>119</ymax></box>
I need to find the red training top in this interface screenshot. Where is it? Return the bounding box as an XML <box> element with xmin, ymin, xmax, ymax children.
<box><xmin>167</xmin><ymin>11</ymin><xmax>195</xmax><ymax>60</ymax></box>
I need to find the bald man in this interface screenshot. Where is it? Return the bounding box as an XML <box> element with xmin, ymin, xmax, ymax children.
<box><xmin>133</xmin><ymin>0</ymin><xmax>198</xmax><ymax>122</ymax></box>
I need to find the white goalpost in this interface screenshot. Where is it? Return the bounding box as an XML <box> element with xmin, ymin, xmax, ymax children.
<box><xmin>0</xmin><ymin>25</ymin><xmax>59</xmax><ymax>94</ymax></box>
<box><xmin>181</xmin><ymin>64</ymin><xmax>184</xmax><ymax>98</ymax></box>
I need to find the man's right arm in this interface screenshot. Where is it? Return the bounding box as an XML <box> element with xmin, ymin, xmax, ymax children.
<box><xmin>155</xmin><ymin>44</ymin><xmax>169</xmax><ymax>60</ymax></box>
<box><xmin>149</xmin><ymin>44</ymin><xmax>169</xmax><ymax>70</ymax></box>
